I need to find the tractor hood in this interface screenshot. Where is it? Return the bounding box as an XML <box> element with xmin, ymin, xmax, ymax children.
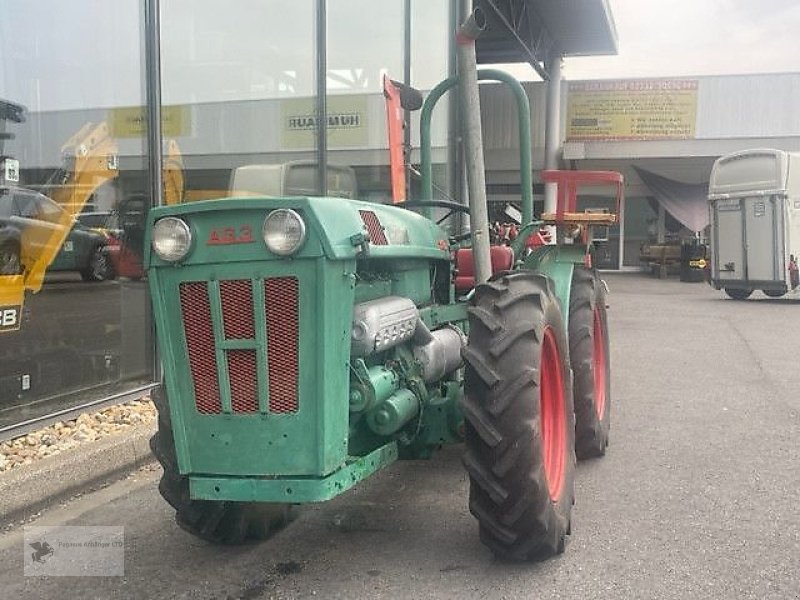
<box><xmin>145</xmin><ymin>196</ymin><xmax>450</xmax><ymax>269</ymax></box>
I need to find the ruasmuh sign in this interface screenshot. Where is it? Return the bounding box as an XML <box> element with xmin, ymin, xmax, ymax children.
<box><xmin>281</xmin><ymin>95</ymin><xmax>368</xmax><ymax>148</ymax></box>
<box><xmin>287</xmin><ymin>112</ymin><xmax>362</xmax><ymax>131</ymax></box>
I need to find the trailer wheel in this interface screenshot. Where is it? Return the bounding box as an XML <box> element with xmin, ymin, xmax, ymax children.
<box><xmin>149</xmin><ymin>385</ymin><xmax>293</xmax><ymax>544</ymax></box>
<box><xmin>724</xmin><ymin>288</ymin><xmax>752</xmax><ymax>300</ymax></box>
<box><xmin>568</xmin><ymin>267</ymin><xmax>611</xmax><ymax>459</ymax></box>
<box><xmin>462</xmin><ymin>271</ymin><xmax>575</xmax><ymax>561</ymax></box>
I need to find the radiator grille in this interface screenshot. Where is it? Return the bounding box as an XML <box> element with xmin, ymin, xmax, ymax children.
<box><xmin>265</xmin><ymin>277</ymin><xmax>300</xmax><ymax>413</ymax></box>
<box><xmin>179</xmin><ymin>282</ymin><xmax>222</xmax><ymax>414</ymax></box>
<box><xmin>359</xmin><ymin>210</ymin><xmax>388</xmax><ymax>245</ymax></box>
<box><xmin>220</xmin><ymin>279</ymin><xmax>255</xmax><ymax>339</ymax></box>
<box><xmin>178</xmin><ymin>277</ymin><xmax>300</xmax><ymax>415</ymax></box>
<box><xmin>227</xmin><ymin>349</ymin><xmax>259</xmax><ymax>413</ymax></box>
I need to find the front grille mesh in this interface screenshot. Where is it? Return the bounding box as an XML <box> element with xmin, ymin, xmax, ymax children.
<box><xmin>220</xmin><ymin>279</ymin><xmax>255</xmax><ymax>339</ymax></box>
<box><xmin>227</xmin><ymin>349</ymin><xmax>258</xmax><ymax>413</ymax></box>
<box><xmin>178</xmin><ymin>277</ymin><xmax>300</xmax><ymax>415</ymax></box>
<box><xmin>265</xmin><ymin>278</ymin><xmax>299</xmax><ymax>413</ymax></box>
<box><xmin>359</xmin><ymin>210</ymin><xmax>388</xmax><ymax>245</ymax></box>
<box><xmin>179</xmin><ymin>282</ymin><xmax>222</xmax><ymax>414</ymax></box>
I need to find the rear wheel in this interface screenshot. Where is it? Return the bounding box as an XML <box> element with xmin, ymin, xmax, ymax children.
<box><xmin>762</xmin><ymin>289</ymin><xmax>786</xmax><ymax>298</ymax></box>
<box><xmin>568</xmin><ymin>267</ymin><xmax>611</xmax><ymax>459</ymax></box>
<box><xmin>724</xmin><ymin>287</ymin><xmax>752</xmax><ymax>300</ymax></box>
<box><xmin>149</xmin><ymin>385</ymin><xmax>293</xmax><ymax>544</ymax></box>
<box><xmin>462</xmin><ymin>271</ymin><xmax>575</xmax><ymax>561</ymax></box>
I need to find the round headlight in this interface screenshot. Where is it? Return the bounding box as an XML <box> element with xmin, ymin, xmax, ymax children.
<box><xmin>263</xmin><ymin>209</ymin><xmax>306</xmax><ymax>256</ymax></box>
<box><xmin>152</xmin><ymin>217</ymin><xmax>192</xmax><ymax>262</ymax></box>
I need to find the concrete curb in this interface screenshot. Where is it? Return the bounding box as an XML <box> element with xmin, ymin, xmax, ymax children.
<box><xmin>0</xmin><ymin>423</ymin><xmax>156</xmax><ymax>529</ymax></box>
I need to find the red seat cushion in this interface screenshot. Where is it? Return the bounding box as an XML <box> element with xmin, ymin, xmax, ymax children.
<box><xmin>454</xmin><ymin>246</ymin><xmax>515</xmax><ymax>292</ymax></box>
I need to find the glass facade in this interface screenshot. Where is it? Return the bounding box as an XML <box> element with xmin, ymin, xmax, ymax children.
<box><xmin>0</xmin><ymin>0</ymin><xmax>152</xmax><ymax>428</ymax></box>
<box><xmin>0</xmin><ymin>0</ymin><xmax>456</xmax><ymax>429</ymax></box>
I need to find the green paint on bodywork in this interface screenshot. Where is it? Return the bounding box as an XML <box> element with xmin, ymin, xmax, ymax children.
<box><xmin>522</xmin><ymin>244</ymin><xmax>587</xmax><ymax>327</ymax></box>
<box><xmin>147</xmin><ymin>194</ymin><xmax>464</xmax><ymax>505</ymax></box>
<box><xmin>151</xmin><ymin>257</ymin><xmax>355</xmax><ymax>478</ymax></box>
<box><xmin>189</xmin><ymin>442</ymin><xmax>399</xmax><ymax>503</ymax></box>
<box><xmin>144</xmin><ymin>196</ymin><xmax>450</xmax><ymax>268</ymax></box>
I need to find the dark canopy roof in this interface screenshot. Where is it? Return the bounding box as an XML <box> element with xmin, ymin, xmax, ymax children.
<box><xmin>476</xmin><ymin>0</ymin><xmax>618</xmax><ymax>75</ymax></box>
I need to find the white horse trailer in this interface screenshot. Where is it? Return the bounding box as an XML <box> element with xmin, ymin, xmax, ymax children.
<box><xmin>708</xmin><ymin>149</ymin><xmax>800</xmax><ymax>299</ymax></box>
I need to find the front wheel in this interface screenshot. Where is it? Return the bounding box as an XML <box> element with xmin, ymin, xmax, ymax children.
<box><xmin>724</xmin><ymin>287</ymin><xmax>752</xmax><ymax>300</ymax></box>
<box><xmin>568</xmin><ymin>267</ymin><xmax>611</xmax><ymax>459</ymax></box>
<box><xmin>149</xmin><ymin>385</ymin><xmax>293</xmax><ymax>544</ymax></box>
<box><xmin>462</xmin><ymin>271</ymin><xmax>575</xmax><ymax>561</ymax></box>
<box><xmin>762</xmin><ymin>289</ymin><xmax>786</xmax><ymax>298</ymax></box>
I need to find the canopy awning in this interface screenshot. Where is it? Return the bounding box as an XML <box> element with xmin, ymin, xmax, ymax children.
<box><xmin>476</xmin><ymin>0</ymin><xmax>618</xmax><ymax>76</ymax></box>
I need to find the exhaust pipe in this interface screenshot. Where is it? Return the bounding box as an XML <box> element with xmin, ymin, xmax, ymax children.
<box><xmin>456</xmin><ymin>9</ymin><xmax>491</xmax><ymax>285</ymax></box>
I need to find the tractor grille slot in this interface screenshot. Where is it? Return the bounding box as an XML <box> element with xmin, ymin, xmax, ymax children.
<box><xmin>359</xmin><ymin>210</ymin><xmax>388</xmax><ymax>245</ymax></box>
<box><xmin>178</xmin><ymin>277</ymin><xmax>300</xmax><ymax>415</ymax></box>
<box><xmin>220</xmin><ymin>279</ymin><xmax>255</xmax><ymax>339</ymax></box>
<box><xmin>227</xmin><ymin>349</ymin><xmax>259</xmax><ymax>413</ymax></box>
<box><xmin>179</xmin><ymin>282</ymin><xmax>222</xmax><ymax>415</ymax></box>
<box><xmin>265</xmin><ymin>277</ymin><xmax>300</xmax><ymax>413</ymax></box>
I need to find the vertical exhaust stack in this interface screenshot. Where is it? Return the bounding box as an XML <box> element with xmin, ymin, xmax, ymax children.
<box><xmin>456</xmin><ymin>9</ymin><xmax>491</xmax><ymax>285</ymax></box>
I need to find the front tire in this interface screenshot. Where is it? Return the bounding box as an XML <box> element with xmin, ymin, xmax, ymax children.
<box><xmin>568</xmin><ymin>267</ymin><xmax>611</xmax><ymax>459</ymax></box>
<box><xmin>462</xmin><ymin>271</ymin><xmax>576</xmax><ymax>561</ymax></box>
<box><xmin>724</xmin><ymin>287</ymin><xmax>752</xmax><ymax>300</ymax></box>
<box><xmin>149</xmin><ymin>385</ymin><xmax>293</xmax><ymax>544</ymax></box>
<box><xmin>762</xmin><ymin>289</ymin><xmax>786</xmax><ymax>298</ymax></box>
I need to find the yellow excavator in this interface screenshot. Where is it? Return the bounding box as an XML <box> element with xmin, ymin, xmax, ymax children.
<box><xmin>0</xmin><ymin>118</ymin><xmax>119</xmax><ymax>332</ymax></box>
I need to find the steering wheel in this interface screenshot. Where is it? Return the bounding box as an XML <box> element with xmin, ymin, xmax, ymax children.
<box><xmin>396</xmin><ymin>200</ymin><xmax>472</xmax><ymax>243</ymax></box>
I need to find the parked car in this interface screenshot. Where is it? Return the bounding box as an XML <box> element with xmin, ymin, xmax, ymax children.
<box><xmin>0</xmin><ymin>186</ymin><xmax>114</xmax><ymax>281</ymax></box>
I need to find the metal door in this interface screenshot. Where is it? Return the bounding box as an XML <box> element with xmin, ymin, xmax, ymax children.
<box><xmin>743</xmin><ymin>195</ymin><xmax>782</xmax><ymax>282</ymax></box>
<box><xmin>713</xmin><ymin>198</ymin><xmax>744</xmax><ymax>281</ymax></box>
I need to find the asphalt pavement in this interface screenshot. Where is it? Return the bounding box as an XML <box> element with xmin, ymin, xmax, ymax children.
<box><xmin>1</xmin><ymin>272</ymin><xmax>800</xmax><ymax>599</ymax></box>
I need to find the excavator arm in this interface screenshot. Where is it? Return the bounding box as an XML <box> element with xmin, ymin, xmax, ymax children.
<box><xmin>0</xmin><ymin>121</ymin><xmax>119</xmax><ymax>331</ymax></box>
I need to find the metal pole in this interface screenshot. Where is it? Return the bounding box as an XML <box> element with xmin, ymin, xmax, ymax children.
<box><xmin>144</xmin><ymin>0</ymin><xmax>164</xmax><ymax>385</ymax></box>
<box><xmin>316</xmin><ymin>0</ymin><xmax>328</xmax><ymax>196</ymax></box>
<box><xmin>144</xmin><ymin>0</ymin><xmax>163</xmax><ymax>207</ymax></box>
<box><xmin>543</xmin><ymin>51</ymin><xmax>563</xmax><ymax>217</ymax></box>
<box><xmin>456</xmin><ymin>9</ymin><xmax>491</xmax><ymax>285</ymax></box>
<box><xmin>403</xmin><ymin>0</ymin><xmax>412</xmax><ymax>197</ymax></box>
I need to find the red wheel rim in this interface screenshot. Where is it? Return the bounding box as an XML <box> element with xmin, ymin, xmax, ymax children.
<box><xmin>592</xmin><ymin>307</ymin><xmax>607</xmax><ymax>419</ymax></box>
<box><xmin>540</xmin><ymin>327</ymin><xmax>566</xmax><ymax>502</ymax></box>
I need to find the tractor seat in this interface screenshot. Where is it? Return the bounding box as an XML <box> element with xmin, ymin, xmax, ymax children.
<box><xmin>454</xmin><ymin>246</ymin><xmax>515</xmax><ymax>293</ymax></box>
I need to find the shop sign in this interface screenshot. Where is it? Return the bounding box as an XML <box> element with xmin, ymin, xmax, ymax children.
<box><xmin>109</xmin><ymin>105</ymin><xmax>190</xmax><ymax>138</ymax></box>
<box><xmin>566</xmin><ymin>79</ymin><xmax>698</xmax><ymax>141</ymax></box>
<box><xmin>281</xmin><ymin>95</ymin><xmax>368</xmax><ymax>149</ymax></box>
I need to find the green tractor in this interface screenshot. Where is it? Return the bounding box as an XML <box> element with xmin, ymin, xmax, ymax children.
<box><xmin>145</xmin><ymin>13</ymin><xmax>620</xmax><ymax>561</ymax></box>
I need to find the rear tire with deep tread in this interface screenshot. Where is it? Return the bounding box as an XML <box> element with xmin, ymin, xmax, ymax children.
<box><xmin>569</xmin><ymin>267</ymin><xmax>611</xmax><ymax>459</ymax></box>
<box><xmin>149</xmin><ymin>385</ymin><xmax>293</xmax><ymax>544</ymax></box>
<box><xmin>462</xmin><ymin>271</ymin><xmax>576</xmax><ymax>561</ymax></box>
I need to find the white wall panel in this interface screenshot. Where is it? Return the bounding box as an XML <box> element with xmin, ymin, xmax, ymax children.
<box><xmin>696</xmin><ymin>73</ymin><xmax>800</xmax><ymax>139</ymax></box>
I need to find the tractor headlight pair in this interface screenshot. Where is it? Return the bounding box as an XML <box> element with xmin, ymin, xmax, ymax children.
<box><xmin>152</xmin><ymin>209</ymin><xmax>306</xmax><ymax>262</ymax></box>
